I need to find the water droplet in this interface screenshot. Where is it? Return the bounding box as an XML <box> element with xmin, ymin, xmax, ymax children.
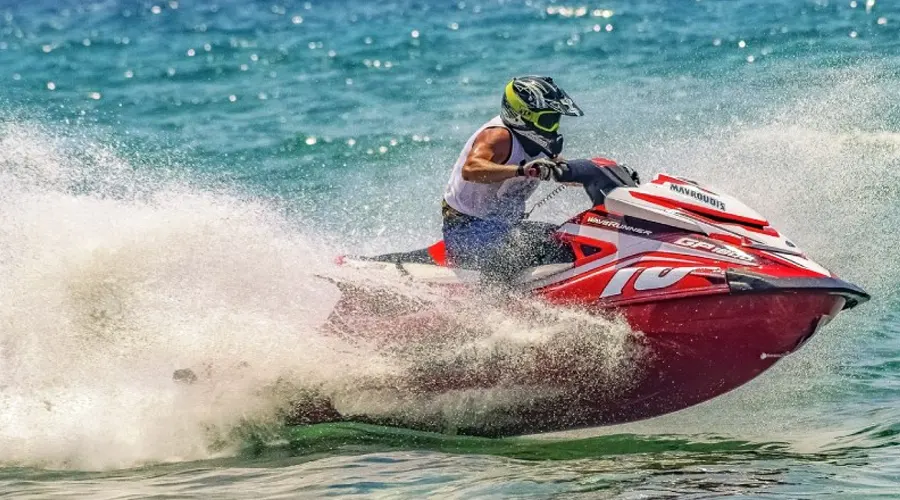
<box><xmin>373</xmin><ymin>60</ymin><xmax>381</xmax><ymax>68</ymax></box>
<box><xmin>347</xmin><ymin>138</ymin><xmax>356</xmax><ymax>146</ymax></box>
<box><xmin>89</xmin><ymin>91</ymin><xmax>101</xmax><ymax>100</ymax></box>
<box><xmin>327</xmin><ymin>50</ymin><xmax>336</xmax><ymax>57</ymax></box>
<box><xmin>42</xmin><ymin>44</ymin><xmax>52</xmax><ymax>53</ymax></box>
<box><xmin>124</xmin><ymin>70</ymin><xmax>134</xmax><ymax>78</ymax></box>
<box><xmin>746</xmin><ymin>55</ymin><xmax>755</xmax><ymax>63</ymax></box>
<box><xmin>738</xmin><ymin>40</ymin><xmax>746</xmax><ymax>48</ymax></box>
<box><xmin>186</xmin><ymin>48</ymin><xmax>195</xmax><ymax>56</ymax></box>
<box><xmin>82</xmin><ymin>38</ymin><xmax>91</xmax><ymax>47</ymax></box>
<box><xmin>46</xmin><ymin>81</ymin><xmax>56</xmax><ymax>90</ymax></box>
<box><xmin>250</xmin><ymin>53</ymin><xmax>259</xmax><ymax>61</ymax></box>
<box><xmin>292</xmin><ymin>15</ymin><xmax>303</xmax><ymax>24</ymax></box>
<box><xmin>389</xmin><ymin>139</ymin><xmax>398</xmax><ymax>146</ymax></box>
<box><xmin>305</xmin><ymin>136</ymin><xmax>317</xmax><ymax>145</ymax></box>
<box><xmin>151</xmin><ymin>5</ymin><xmax>161</xmax><ymax>14</ymax></box>
<box><xmin>345</xmin><ymin>78</ymin><xmax>353</xmax><ymax>85</ymax></box>
<box><xmin>204</xmin><ymin>43</ymin><xmax>212</xmax><ymax>51</ymax></box>
<box><xmin>240</xmin><ymin>64</ymin><xmax>248</xmax><ymax>71</ymax></box>
<box><xmin>12</xmin><ymin>73</ymin><xmax>21</xmax><ymax>80</ymax></box>
<box><xmin>605</xmin><ymin>24</ymin><xmax>613</xmax><ymax>32</ymax></box>
<box><xmin>169</xmin><ymin>1</ymin><xmax>179</xmax><ymax>9</ymax></box>
<box><xmin>713</xmin><ymin>38</ymin><xmax>722</xmax><ymax>46</ymax></box>
<box><xmin>228</xmin><ymin>94</ymin><xmax>237</xmax><ymax>102</ymax></box>
<box><xmin>849</xmin><ymin>30</ymin><xmax>858</xmax><ymax>38</ymax></box>
<box><xmin>308</xmin><ymin>42</ymin><xmax>316</xmax><ymax>49</ymax></box>
<box><xmin>167</xmin><ymin>67</ymin><xmax>176</xmax><ymax>76</ymax></box>
<box><xmin>364</xmin><ymin>37</ymin><xmax>373</xmax><ymax>44</ymax></box>
<box><xmin>258</xmin><ymin>92</ymin><xmax>268</xmax><ymax>100</ymax></box>
<box><xmin>449</xmin><ymin>22</ymin><xmax>459</xmax><ymax>30</ymax></box>
<box><xmin>878</xmin><ymin>17</ymin><xmax>887</xmax><ymax>25</ymax></box>
<box><xmin>850</xmin><ymin>0</ymin><xmax>857</xmax><ymax>7</ymax></box>
<box><xmin>592</xmin><ymin>24</ymin><xmax>601</xmax><ymax>32</ymax></box>
<box><xmin>411</xmin><ymin>30</ymin><xmax>420</xmax><ymax>38</ymax></box>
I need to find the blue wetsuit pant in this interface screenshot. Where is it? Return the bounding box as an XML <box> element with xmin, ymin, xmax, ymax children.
<box><xmin>442</xmin><ymin>212</ymin><xmax>568</xmax><ymax>281</ymax></box>
<box><xmin>443</xmin><ymin>217</ymin><xmax>512</xmax><ymax>271</ymax></box>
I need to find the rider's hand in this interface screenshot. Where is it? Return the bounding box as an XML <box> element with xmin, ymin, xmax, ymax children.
<box><xmin>518</xmin><ymin>158</ymin><xmax>569</xmax><ymax>182</ymax></box>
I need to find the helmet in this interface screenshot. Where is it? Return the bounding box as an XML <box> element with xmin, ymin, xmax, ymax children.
<box><xmin>500</xmin><ymin>76</ymin><xmax>583</xmax><ymax>156</ymax></box>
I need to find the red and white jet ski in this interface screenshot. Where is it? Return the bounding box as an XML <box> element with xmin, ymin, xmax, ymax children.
<box><xmin>327</xmin><ymin>158</ymin><xmax>869</xmax><ymax>436</ymax></box>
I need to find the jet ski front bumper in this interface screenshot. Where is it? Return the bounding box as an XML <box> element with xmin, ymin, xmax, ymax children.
<box><xmin>726</xmin><ymin>269</ymin><xmax>870</xmax><ymax>310</ymax></box>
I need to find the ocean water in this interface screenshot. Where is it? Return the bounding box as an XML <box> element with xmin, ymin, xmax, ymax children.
<box><xmin>1</xmin><ymin>0</ymin><xmax>900</xmax><ymax>497</ymax></box>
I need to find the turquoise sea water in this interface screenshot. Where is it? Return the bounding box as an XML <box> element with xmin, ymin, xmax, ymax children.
<box><xmin>2</xmin><ymin>0</ymin><xmax>900</xmax><ymax>497</ymax></box>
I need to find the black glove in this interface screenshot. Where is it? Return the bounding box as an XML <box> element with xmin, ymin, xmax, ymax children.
<box><xmin>517</xmin><ymin>158</ymin><xmax>569</xmax><ymax>182</ymax></box>
<box><xmin>621</xmin><ymin>164</ymin><xmax>641</xmax><ymax>185</ymax></box>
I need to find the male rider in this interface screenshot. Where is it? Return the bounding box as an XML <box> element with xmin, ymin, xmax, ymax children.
<box><xmin>441</xmin><ymin>76</ymin><xmax>582</xmax><ymax>277</ymax></box>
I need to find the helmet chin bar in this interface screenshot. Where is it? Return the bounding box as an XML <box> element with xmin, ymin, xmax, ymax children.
<box><xmin>513</xmin><ymin>128</ymin><xmax>564</xmax><ymax>157</ymax></box>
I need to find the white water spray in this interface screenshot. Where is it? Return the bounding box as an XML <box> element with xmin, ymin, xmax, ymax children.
<box><xmin>0</xmin><ymin>122</ymin><xmax>635</xmax><ymax>469</ymax></box>
<box><xmin>0</xmin><ymin>123</ymin><xmax>392</xmax><ymax>469</ymax></box>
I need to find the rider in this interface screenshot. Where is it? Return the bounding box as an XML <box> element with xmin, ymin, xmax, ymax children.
<box><xmin>442</xmin><ymin>76</ymin><xmax>583</xmax><ymax>278</ymax></box>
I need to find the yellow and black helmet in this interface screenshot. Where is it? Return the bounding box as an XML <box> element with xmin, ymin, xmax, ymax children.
<box><xmin>500</xmin><ymin>76</ymin><xmax>583</xmax><ymax>135</ymax></box>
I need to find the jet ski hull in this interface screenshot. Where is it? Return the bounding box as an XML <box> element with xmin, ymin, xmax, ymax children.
<box><xmin>606</xmin><ymin>290</ymin><xmax>847</xmax><ymax>427</ymax></box>
<box><xmin>320</xmin><ymin>280</ymin><xmax>852</xmax><ymax>436</ymax></box>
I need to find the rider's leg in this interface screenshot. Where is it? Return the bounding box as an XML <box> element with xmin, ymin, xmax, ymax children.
<box><xmin>483</xmin><ymin>222</ymin><xmax>575</xmax><ymax>283</ymax></box>
<box><xmin>442</xmin><ymin>217</ymin><xmax>512</xmax><ymax>270</ymax></box>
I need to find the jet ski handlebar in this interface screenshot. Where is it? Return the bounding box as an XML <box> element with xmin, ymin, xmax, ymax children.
<box><xmin>557</xmin><ymin>158</ymin><xmax>638</xmax><ymax>206</ymax></box>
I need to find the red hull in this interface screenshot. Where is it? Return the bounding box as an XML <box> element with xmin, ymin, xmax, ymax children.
<box><xmin>603</xmin><ymin>291</ymin><xmax>845</xmax><ymax>425</ymax></box>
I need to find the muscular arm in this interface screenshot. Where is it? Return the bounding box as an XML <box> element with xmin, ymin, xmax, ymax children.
<box><xmin>460</xmin><ymin>127</ymin><xmax>519</xmax><ymax>183</ymax></box>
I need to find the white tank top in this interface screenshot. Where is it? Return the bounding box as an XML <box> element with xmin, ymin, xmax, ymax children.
<box><xmin>443</xmin><ymin>116</ymin><xmax>542</xmax><ymax>222</ymax></box>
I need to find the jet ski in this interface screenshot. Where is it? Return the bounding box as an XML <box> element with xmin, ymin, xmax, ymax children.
<box><xmin>325</xmin><ymin>157</ymin><xmax>869</xmax><ymax>436</ymax></box>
